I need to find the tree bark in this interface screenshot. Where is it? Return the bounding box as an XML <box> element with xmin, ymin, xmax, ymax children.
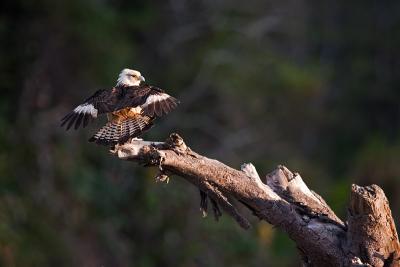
<box><xmin>111</xmin><ymin>133</ymin><xmax>400</xmax><ymax>267</ymax></box>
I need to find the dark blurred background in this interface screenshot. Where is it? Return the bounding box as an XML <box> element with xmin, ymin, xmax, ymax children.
<box><xmin>0</xmin><ymin>0</ymin><xmax>399</xmax><ymax>266</ymax></box>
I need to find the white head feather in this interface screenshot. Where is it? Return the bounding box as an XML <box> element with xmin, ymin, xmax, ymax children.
<box><xmin>116</xmin><ymin>68</ymin><xmax>145</xmax><ymax>86</ymax></box>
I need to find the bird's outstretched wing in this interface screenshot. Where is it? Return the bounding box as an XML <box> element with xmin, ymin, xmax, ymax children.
<box><xmin>61</xmin><ymin>85</ymin><xmax>179</xmax><ymax>130</ymax></box>
<box><xmin>61</xmin><ymin>87</ymin><xmax>125</xmax><ymax>130</ymax></box>
<box><xmin>117</xmin><ymin>85</ymin><xmax>180</xmax><ymax>117</ymax></box>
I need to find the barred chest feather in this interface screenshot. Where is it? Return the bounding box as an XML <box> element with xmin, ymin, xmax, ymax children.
<box><xmin>108</xmin><ymin>107</ymin><xmax>143</xmax><ymax>122</ymax></box>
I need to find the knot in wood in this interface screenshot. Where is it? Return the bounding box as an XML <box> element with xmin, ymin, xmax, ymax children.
<box><xmin>166</xmin><ymin>133</ymin><xmax>187</xmax><ymax>151</ymax></box>
<box><xmin>139</xmin><ymin>145</ymin><xmax>164</xmax><ymax>166</ymax></box>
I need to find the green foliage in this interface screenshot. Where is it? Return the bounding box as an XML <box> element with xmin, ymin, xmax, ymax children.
<box><xmin>0</xmin><ymin>0</ymin><xmax>399</xmax><ymax>266</ymax></box>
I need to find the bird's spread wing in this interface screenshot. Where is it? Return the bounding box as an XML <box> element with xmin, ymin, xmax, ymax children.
<box><xmin>61</xmin><ymin>87</ymin><xmax>124</xmax><ymax>130</ymax></box>
<box><xmin>61</xmin><ymin>85</ymin><xmax>179</xmax><ymax>130</ymax></box>
<box><xmin>118</xmin><ymin>85</ymin><xmax>180</xmax><ymax>117</ymax></box>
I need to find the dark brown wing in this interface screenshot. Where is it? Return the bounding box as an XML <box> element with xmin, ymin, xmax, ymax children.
<box><xmin>116</xmin><ymin>85</ymin><xmax>179</xmax><ymax>117</ymax></box>
<box><xmin>61</xmin><ymin>87</ymin><xmax>125</xmax><ymax>130</ymax></box>
<box><xmin>61</xmin><ymin>85</ymin><xmax>179</xmax><ymax>130</ymax></box>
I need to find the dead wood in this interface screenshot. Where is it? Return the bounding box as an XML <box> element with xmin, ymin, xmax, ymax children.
<box><xmin>111</xmin><ymin>133</ymin><xmax>400</xmax><ymax>267</ymax></box>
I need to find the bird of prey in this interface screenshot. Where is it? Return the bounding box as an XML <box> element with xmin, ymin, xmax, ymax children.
<box><xmin>61</xmin><ymin>68</ymin><xmax>179</xmax><ymax>146</ymax></box>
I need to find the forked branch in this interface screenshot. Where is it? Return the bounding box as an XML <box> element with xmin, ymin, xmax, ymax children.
<box><xmin>111</xmin><ymin>133</ymin><xmax>400</xmax><ymax>267</ymax></box>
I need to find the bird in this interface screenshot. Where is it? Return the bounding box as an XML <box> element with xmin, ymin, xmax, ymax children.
<box><xmin>60</xmin><ymin>68</ymin><xmax>179</xmax><ymax>146</ymax></box>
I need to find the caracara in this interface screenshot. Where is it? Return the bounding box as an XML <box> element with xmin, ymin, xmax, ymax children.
<box><xmin>61</xmin><ymin>68</ymin><xmax>179</xmax><ymax>146</ymax></box>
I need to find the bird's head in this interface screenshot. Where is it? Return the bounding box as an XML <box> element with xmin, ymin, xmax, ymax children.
<box><xmin>116</xmin><ymin>68</ymin><xmax>145</xmax><ymax>87</ymax></box>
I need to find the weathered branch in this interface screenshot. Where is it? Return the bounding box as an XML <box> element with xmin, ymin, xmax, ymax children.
<box><xmin>111</xmin><ymin>133</ymin><xmax>400</xmax><ymax>267</ymax></box>
<box><xmin>347</xmin><ymin>185</ymin><xmax>400</xmax><ymax>267</ymax></box>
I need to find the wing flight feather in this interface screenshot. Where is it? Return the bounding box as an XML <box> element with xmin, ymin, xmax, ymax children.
<box><xmin>61</xmin><ymin>85</ymin><xmax>179</xmax><ymax>131</ymax></box>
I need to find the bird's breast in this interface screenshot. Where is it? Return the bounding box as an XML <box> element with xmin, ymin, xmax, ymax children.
<box><xmin>109</xmin><ymin>107</ymin><xmax>142</xmax><ymax>122</ymax></box>
<box><xmin>129</xmin><ymin>107</ymin><xmax>142</xmax><ymax>114</ymax></box>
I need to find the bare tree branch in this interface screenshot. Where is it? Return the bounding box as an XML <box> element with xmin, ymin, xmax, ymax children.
<box><xmin>347</xmin><ymin>185</ymin><xmax>400</xmax><ymax>267</ymax></box>
<box><xmin>111</xmin><ymin>133</ymin><xmax>400</xmax><ymax>267</ymax></box>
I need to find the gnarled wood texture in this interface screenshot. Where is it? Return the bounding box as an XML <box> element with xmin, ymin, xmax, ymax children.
<box><xmin>111</xmin><ymin>133</ymin><xmax>400</xmax><ymax>267</ymax></box>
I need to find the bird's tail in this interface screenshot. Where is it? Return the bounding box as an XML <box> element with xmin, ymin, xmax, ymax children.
<box><xmin>89</xmin><ymin>115</ymin><xmax>153</xmax><ymax>146</ymax></box>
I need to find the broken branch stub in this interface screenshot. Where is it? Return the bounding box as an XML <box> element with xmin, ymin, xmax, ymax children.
<box><xmin>110</xmin><ymin>133</ymin><xmax>400</xmax><ymax>267</ymax></box>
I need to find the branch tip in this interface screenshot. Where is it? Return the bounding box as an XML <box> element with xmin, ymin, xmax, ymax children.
<box><xmin>110</xmin><ymin>134</ymin><xmax>399</xmax><ymax>266</ymax></box>
<box><xmin>241</xmin><ymin>163</ymin><xmax>260</xmax><ymax>180</ymax></box>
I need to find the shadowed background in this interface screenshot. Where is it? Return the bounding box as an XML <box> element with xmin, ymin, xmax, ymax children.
<box><xmin>0</xmin><ymin>0</ymin><xmax>399</xmax><ymax>266</ymax></box>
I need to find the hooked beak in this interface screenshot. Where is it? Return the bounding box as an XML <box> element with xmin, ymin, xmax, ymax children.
<box><xmin>140</xmin><ymin>76</ymin><xmax>145</xmax><ymax>82</ymax></box>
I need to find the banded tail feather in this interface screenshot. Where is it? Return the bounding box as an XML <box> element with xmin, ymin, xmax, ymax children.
<box><xmin>89</xmin><ymin>115</ymin><xmax>153</xmax><ymax>146</ymax></box>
